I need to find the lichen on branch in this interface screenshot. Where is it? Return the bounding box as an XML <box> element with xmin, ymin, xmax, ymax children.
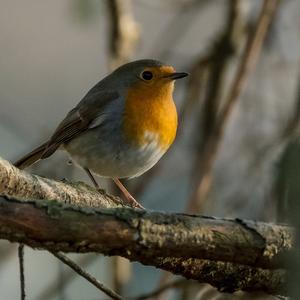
<box><xmin>0</xmin><ymin>157</ymin><xmax>291</xmax><ymax>295</ymax></box>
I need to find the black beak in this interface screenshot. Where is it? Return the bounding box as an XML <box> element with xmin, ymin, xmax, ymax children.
<box><xmin>164</xmin><ymin>72</ymin><xmax>189</xmax><ymax>80</ymax></box>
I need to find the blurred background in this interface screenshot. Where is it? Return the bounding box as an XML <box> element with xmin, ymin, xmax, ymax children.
<box><xmin>0</xmin><ymin>0</ymin><xmax>299</xmax><ymax>299</ymax></box>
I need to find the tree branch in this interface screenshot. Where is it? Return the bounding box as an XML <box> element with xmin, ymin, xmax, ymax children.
<box><xmin>0</xmin><ymin>157</ymin><xmax>291</xmax><ymax>295</ymax></box>
<box><xmin>0</xmin><ymin>193</ymin><xmax>291</xmax><ymax>268</ymax></box>
<box><xmin>0</xmin><ymin>195</ymin><xmax>288</xmax><ymax>295</ymax></box>
<box><xmin>18</xmin><ymin>244</ymin><xmax>25</xmax><ymax>300</ymax></box>
<box><xmin>0</xmin><ymin>157</ymin><xmax>125</xmax><ymax>209</ymax></box>
<box><xmin>188</xmin><ymin>0</ymin><xmax>280</xmax><ymax>211</ymax></box>
<box><xmin>36</xmin><ymin>254</ymin><xmax>97</xmax><ymax>300</ymax></box>
<box><xmin>51</xmin><ymin>252</ymin><xmax>123</xmax><ymax>300</ymax></box>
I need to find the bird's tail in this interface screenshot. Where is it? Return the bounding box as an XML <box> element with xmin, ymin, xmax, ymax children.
<box><xmin>14</xmin><ymin>142</ymin><xmax>48</xmax><ymax>169</ymax></box>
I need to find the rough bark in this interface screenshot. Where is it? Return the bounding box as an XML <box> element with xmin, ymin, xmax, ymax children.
<box><xmin>0</xmin><ymin>157</ymin><xmax>125</xmax><ymax>209</ymax></box>
<box><xmin>0</xmin><ymin>193</ymin><xmax>292</xmax><ymax>268</ymax></box>
<box><xmin>0</xmin><ymin>195</ymin><xmax>287</xmax><ymax>295</ymax></box>
<box><xmin>0</xmin><ymin>157</ymin><xmax>291</xmax><ymax>295</ymax></box>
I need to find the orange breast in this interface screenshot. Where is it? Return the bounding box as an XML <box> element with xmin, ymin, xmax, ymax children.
<box><xmin>122</xmin><ymin>81</ymin><xmax>178</xmax><ymax>150</ymax></box>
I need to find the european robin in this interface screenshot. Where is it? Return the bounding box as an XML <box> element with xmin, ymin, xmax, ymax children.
<box><xmin>15</xmin><ymin>59</ymin><xmax>188</xmax><ymax>208</ymax></box>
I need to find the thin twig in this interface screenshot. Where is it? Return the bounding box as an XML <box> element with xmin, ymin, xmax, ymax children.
<box><xmin>247</xmin><ymin>68</ymin><xmax>300</xmax><ymax>197</ymax></box>
<box><xmin>200</xmin><ymin>0</ymin><xmax>242</xmax><ymax>146</ymax></box>
<box><xmin>18</xmin><ymin>244</ymin><xmax>25</xmax><ymax>300</ymax></box>
<box><xmin>186</xmin><ymin>0</ymin><xmax>243</xmax><ymax>207</ymax></box>
<box><xmin>218</xmin><ymin>0</ymin><xmax>279</xmax><ymax>129</ymax></box>
<box><xmin>50</xmin><ymin>252</ymin><xmax>124</xmax><ymax>300</ymax></box>
<box><xmin>187</xmin><ymin>0</ymin><xmax>280</xmax><ymax>212</ymax></box>
<box><xmin>37</xmin><ymin>254</ymin><xmax>97</xmax><ymax>300</ymax></box>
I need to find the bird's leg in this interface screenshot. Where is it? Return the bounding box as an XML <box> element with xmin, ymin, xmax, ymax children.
<box><xmin>84</xmin><ymin>168</ymin><xmax>144</xmax><ymax>209</ymax></box>
<box><xmin>84</xmin><ymin>168</ymin><xmax>101</xmax><ymax>191</ymax></box>
<box><xmin>113</xmin><ymin>178</ymin><xmax>144</xmax><ymax>209</ymax></box>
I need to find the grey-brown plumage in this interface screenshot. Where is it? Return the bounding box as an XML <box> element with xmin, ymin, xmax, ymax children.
<box><xmin>14</xmin><ymin>59</ymin><xmax>188</xmax><ymax>208</ymax></box>
<box><xmin>15</xmin><ymin>60</ymin><xmax>164</xmax><ymax>170</ymax></box>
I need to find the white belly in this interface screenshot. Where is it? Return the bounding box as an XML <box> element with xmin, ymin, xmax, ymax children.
<box><xmin>64</xmin><ymin>129</ymin><xmax>166</xmax><ymax>178</ymax></box>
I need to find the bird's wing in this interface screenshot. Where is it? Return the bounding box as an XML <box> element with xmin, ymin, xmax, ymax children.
<box><xmin>41</xmin><ymin>90</ymin><xmax>119</xmax><ymax>158</ymax></box>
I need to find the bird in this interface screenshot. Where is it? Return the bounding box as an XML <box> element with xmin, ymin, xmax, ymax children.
<box><xmin>15</xmin><ymin>59</ymin><xmax>188</xmax><ymax>208</ymax></box>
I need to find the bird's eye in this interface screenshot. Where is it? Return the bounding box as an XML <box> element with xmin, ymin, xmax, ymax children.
<box><xmin>141</xmin><ymin>71</ymin><xmax>153</xmax><ymax>81</ymax></box>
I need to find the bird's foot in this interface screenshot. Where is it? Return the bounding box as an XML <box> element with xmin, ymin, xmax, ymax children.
<box><xmin>123</xmin><ymin>194</ymin><xmax>144</xmax><ymax>209</ymax></box>
<box><xmin>113</xmin><ymin>178</ymin><xmax>145</xmax><ymax>209</ymax></box>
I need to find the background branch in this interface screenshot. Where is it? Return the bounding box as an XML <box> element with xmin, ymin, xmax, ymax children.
<box><xmin>51</xmin><ymin>251</ymin><xmax>123</xmax><ymax>300</ymax></box>
<box><xmin>106</xmin><ymin>0</ymin><xmax>139</xmax><ymax>69</ymax></box>
<box><xmin>36</xmin><ymin>254</ymin><xmax>97</xmax><ymax>300</ymax></box>
<box><xmin>187</xmin><ymin>0</ymin><xmax>280</xmax><ymax>212</ymax></box>
<box><xmin>18</xmin><ymin>244</ymin><xmax>25</xmax><ymax>300</ymax></box>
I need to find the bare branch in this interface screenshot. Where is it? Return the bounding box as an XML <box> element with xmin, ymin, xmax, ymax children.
<box><xmin>0</xmin><ymin>195</ymin><xmax>288</xmax><ymax>295</ymax></box>
<box><xmin>0</xmin><ymin>193</ymin><xmax>291</xmax><ymax>269</ymax></box>
<box><xmin>51</xmin><ymin>252</ymin><xmax>123</xmax><ymax>300</ymax></box>
<box><xmin>188</xmin><ymin>0</ymin><xmax>280</xmax><ymax>212</ymax></box>
<box><xmin>0</xmin><ymin>157</ymin><xmax>125</xmax><ymax>209</ymax></box>
<box><xmin>0</xmin><ymin>157</ymin><xmax>291</xmax><ymax>295</ymax></box>
<box><xmin>218</xmin><ymin>0</ymin><xmax>279</xmax><ymax>128</ymax></box>
<box><xmin>18</xmin><ymin>244</ymin><xmax>25</xmax><ymax>300</ymax></box>
<box><xmin>0</xmin><ymin>157</ymin><xmax>126</xmax><ymax>298</ymax></box>
<box><xmin>37</xmin><ymin>254</ymin><xmax>97</xmax><ymax>300</ymax></box>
